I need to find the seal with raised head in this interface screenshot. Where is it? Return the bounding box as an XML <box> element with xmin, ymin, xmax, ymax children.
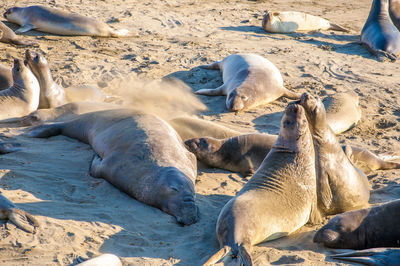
<box><xmin>0</xmin><ymin>58</ymin><xmax>40</xmax><ymax>120</ymax></box>
<box><xmin>299</xmin><ymin>93</ymin><xmax>370</xmax><ymax>215</ymax></box>
<box><xmin>0</xmin><ymin>193</ymin><xmax>39</xmax><ymax>233</ymax></box>
<box><xmin>4</xmin><ymin>5</ymin><xmax>135</xmax><ymax>37</ymax></box>
<box><xmin>314</xmin><ymin>199</ymin><xmax>400</xmax><ymax>249</ymax></box>
<box><xmin>323</xmin><ymin>91</ymin><xmax>362</xmax><ymax>134</ymax></box>
<box><xmin>28</xmin><ymin>109</ymin><xmax>199</xmax><ymax>225</ymax></box>
<box><xmin>196</xmin><ymin>53</ymin><xmax>300</xmax><ymax>112</ymax></box>
<box><xmin>0</xmin><ymin>21</ymin><xmax>35</xmax><ymax>46</ymax></box>
<box><xmin>0</xmin><ymin>63</ymin><xmax>12</xmax><ymax>91</ymax></box>
<box><xmin>361</xmin><ymin>0</ymin><xmax>400</xmax><ymax>61</ymax></box>
<box><xmin>262</xmin><ymin>11</ymin><xmax>348</xmax><ymax>33</ymax></box>
<box><xmin>204</xmin><ymin>103</ymin><xmax>319</xmax><ymax>265</ymax></box>
<box><xmin>331</xmin><ymin>248</ymin><xmax>400</xmax><ymax>265</ymax></box>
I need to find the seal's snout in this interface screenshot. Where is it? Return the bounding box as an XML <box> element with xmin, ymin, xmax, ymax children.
<box><xmin>313</xmin><ymin>228</ymin><xmax>340</xmax><ymax>245</ymax></box>
<box><xmin>3</xmin><ymin>9</ymin><xmax>10</xmax><ymax>18</ymax></box>
<box><xmin>183</xmin><ymin>195</ymin><xmax>195</xmax><ymax>203</ymax></box>
<box><xmin>184</xmin><ymin>138</ymin><xmax>199</xmax><ymax>152</ymax></box>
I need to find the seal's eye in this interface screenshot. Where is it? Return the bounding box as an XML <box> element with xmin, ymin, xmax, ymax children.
<box><xmin>240</xmin><ymin>95</ymin><xmax>248</xmax><ymax>101</ymax></box>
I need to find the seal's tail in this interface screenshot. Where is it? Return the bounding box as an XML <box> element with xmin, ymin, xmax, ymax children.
<box><xmin>110</xmin><ymin>29</ymin><xmax>138</xmax><ymax>38</ymax></box>
<box><xmin>203</xmin><ymin>245</ymin><xmax>252</xmax><ymax>266</ymax></box>
<box><xmin>9</xmin><ymin>208</ymin><xmax>39</xmax><ymax>233</ymax></box>
<box><xmin>330</xmin><ymin>248</ymin><xmax>396</xmax><ymax>265</ymax></box>
<box><xmin>26</xmin><ymin>123</ymin><xmax>62</xmax><ymax>138</ymax></box>
<box><xmin>329</xmin><ymin>23</ymin><xmax>349</xmax><ymax>32</ymax></box>
<box><xmin>282</xmin><ymin>87</ymin><xmax>302</xmax><ymax>100</ymax></box>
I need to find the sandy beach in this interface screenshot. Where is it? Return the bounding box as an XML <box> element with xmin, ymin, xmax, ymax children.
<box><xmin>0</xmin><ymin>0</ymin><xmax>399</xmax><ymax>265</ymax></box>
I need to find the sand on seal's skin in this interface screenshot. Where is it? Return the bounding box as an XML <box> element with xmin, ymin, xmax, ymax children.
<box><xmin>1</xmin><ymin>0</ymin><xmax>399</xmax><ymax>265</ymax></box>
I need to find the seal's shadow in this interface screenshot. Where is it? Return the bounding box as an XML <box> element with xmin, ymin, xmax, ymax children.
<box><xmin>252</xmin><ymin>111</ymin><xmax>283</xmax><ymax>135</ymax></box>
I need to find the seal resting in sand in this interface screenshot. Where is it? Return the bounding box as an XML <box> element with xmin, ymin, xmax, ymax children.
<box><xmin>331</xmin><ymin>248</ymin><xmax>400</xmax><ymax>265</ymax></box>
<box><xmin>196</xmin><ymin>53</ymin><xmax>300</xmax><ymax>111</ymax></box>
<box><xmin>4</xmin><ymin>5</ymin><xmax>135</xmax><ymax>37</ymax></box>
<box><xmin>204</xmin><ymin>103</ymin><xmax>319</xmax><ymax>265</ymax></box>
<box><xmin>0</xmin><ymin>58</ymin><xmax>40</xmax><ymax>120</ymax></box>
<box><xmin>299</xmin><ymin>93</ymin><xmax>370</xmax><ymax>215</ymax></box>
<box><xmin>314</xmin><ymin>199</ymin><xmax>400</xmax><ymax>249</ymax></box>
<box><xmin>0</xmin><ymin>21</ymin><xmax>35</xmax><ymax>46</ymax></box>
<box><xmin>0</xmin><ymin>193</ymin><xmax>39</xmax><ymax>233</ymax></box>
<box><xmin>361</xmin><ymin>0</ymin><xmax>400</xmax><ymax>61</ymax></box>
<box><xmin>27</xmin><ymin>109</ymin><xmax>199</xmax><ymax>225</ymax></box>
<box><xmin>262</xmin><ymin>11</ymin><xmax>348</xmax><ymax>33</ymax></box>
<box><xmin>0</xmin><ymin>63</ymin><xmax>12</xmax><ymax>91</ymax></box>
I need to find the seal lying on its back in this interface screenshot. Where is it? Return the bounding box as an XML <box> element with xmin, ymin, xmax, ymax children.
<box><xmin>0</xmin><ymin>193</ymin><xmax>39</xmax><ymax>233</ymax></box>
<box><xmin>28</xmin><ymin>109</ymin><xmax>199</xmax><ymax>225</ymax></box>
<box><xmin>314</xmin><ymin>199</ymin><xmax>400</xmax><ymax>249</ymax></box>
<box><xmin>4</xmin><ymin>5</ymin><xmax>134</xmax><ymax>37</ymax></box>
<box><xmin>204</xmin><ymin>103</ymin><xmax>319</xmax><ymax>265</ymax></box>
<box><xmin>196</xmin><ymin>54</ymin><xmax>300</xmax><ymax>112</ymax></box>
<box><xmin>331</xmin><ymin>248</ymin><xmax>400</xmax><ymax>265</ymax></box>
<box><xmin>0</xmin><ymin>21</ymin><xmax>35</xmax><ymax>46</ymax></box>
<box><xmin>361</xmin><ymin>0</ymin><xmax>400</xmax><ymax>61</ymax></box>
<box><xmin>262</xmin><ymin>11</ymin><xmax>348</xmax><ymax>33</ymax></box>
<box><xmin>0</xmin><ymin>63</ymin><xmax>12</xmax><ymax>91</ymax></box>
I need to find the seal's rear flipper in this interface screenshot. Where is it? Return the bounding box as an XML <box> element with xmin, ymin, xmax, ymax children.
<box><xmin>16</xmin><ymin>23</ymin><xmax>35</xmax><ymax>34</ymax></box>
<box><xmin>195</xmin><ymin>84</ymin><xmax>226</xmax><ymax>96</ymax></box>
<box><xmin>331</xmin><ymin>248</ymin><xmax>400</xmax><ymax>266</ymax></box>
<box><xmin>329</xmin><ymin>23</ymin><xmax>350</xmax><ymax>32</ymax></box>
<box><xmin>282</xmin><ymin>87</ymin><xmax>301</xmax><ymax>100</ymax></box>
<box><xmin>203</xmin><ymin>246</ymin><xmax>231</xmax><ymax>265</ymax></box>
<box><xmin>0</xmin><ymin>142</ymin><xmax>22</xmax><ymax>154</ymax></box>
<box><xmin>11</xmin><ymin>38</ymin><xmax>36</xmax><ymax>46</ymax></box>
<box><xmin>26</xmin><ymin>123</ymin><xmax>62</xmax><ymax>138</ymax></box>
<box><xmin>110</xmin><ymin>29</ymin><xmax>138</xmax><ymax>38</ymax></box>
<box><xmin>238</xmin><ymin>245</ymin><xmax>253</xmax><ymax>266</ymax></box>
<box><xmin>8</xmin><ymin>208</ymin><xmax>39</xmax><ymax>233</ymax></box>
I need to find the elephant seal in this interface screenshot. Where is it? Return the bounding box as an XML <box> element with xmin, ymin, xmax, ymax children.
<box><xmin>77</xmin><ymin>254</ymin><xmax>122</xmax><ymax>266</ymax></box>
<box><xmin>331</xmin><ymin>248</ymin><xmax>400</xmax><ymax>265</ymax></box>
<box><xmin>361</xmin><ymin>0</ymin><xmax>400</xmax><ymax>61</ymax></box>
<box><xmin>204</xmin><ymin>103</ymin><xmax>319</xmax><ymax>265</ymax></box>
<box><xmin>262</xmin><ymin>11</ymin><xmax>348</xmax><ymax>33</ymax></box>
<box><xmin>0</xmin><ymin>63</ymin><xmax>12</xmax><ymax>91</ymax></box>
<box><xmin>28</xmin><ymin>109</ymin><xmax>199</xmax><ymax>225</ymax></box>
<box><xmin>4</xmin><ymin>5</ymin><xmax>135</xmax><ymax>37</ymax></box>
<box><xmin>196</xmin><ymin>54</ymin><xmax>300</xmax><ymax>112</ymax></box>
<box><xmin>314</xmin><ymin>199</ymin><xmax>400</xmax><ymax>249</ymax></box>
<box><xmin>25</xmin><ymin>50</ymin><xmax>68</xmax><ymax>109</ymax></box>
<box><xmin>0</xmin><ymin>21</ymin><xmax>35</xmax><ymax>46</ymax></box>
<box><xmin>299</xmin><ymin>93</ymin><xmax>370</xmax><ymax>215</ymax></box>
<box><xmin>0</xmin><ymin>58</ymin><xmax>40</xmax><ymax>120</ymax></box>
<box><xmin>0</xmin><ymin>193</ymin><xmax>39</xmax><ymax>233</ymax></box>
<box><xmin>323</xmin><ymin>91</ymin><xmax>362</xmax><ymax>134</ymax></box>
<box><xmin>389</xmin><ymin>0</ymin><xmax>400</xmax><ymax>30</ymax></box>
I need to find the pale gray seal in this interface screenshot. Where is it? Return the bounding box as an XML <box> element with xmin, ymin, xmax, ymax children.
<box><xmin>4</xmin><ymin>5</ymin><xmax>135</xmax><ymax>37</ymax></box>
<box><xmin>331</xmin><ymin>248</ymin><xmax>400</xmax><ymax>265</ymax></box>
<box><xmin>0</xmin><ymin>63</ymin><xmax>12</xmax><ymax>91</ymax></box>
<box><xmin>0</xmin><ymin>21</ymin><xmax>35</xmax><ymax>46</ymax></box>
<box><xmin>314</xmin><ymin>199</ymin><xmax>400</xmax><ymax>249</ymax></box>
<box><xmin>361</xmin><ymin>0</ymin><xmax>400</xmax><ymax>61</ymax></box>
<box><xmin>196</xmin><ymin>53</ymin><xmax>300</xmax><ymax>111</ymax></box>
<box><xmin>204</xmin><ymin>103</ymin><xmax>319</xmax><ymax>265</ymax></box>
<box><xmin>0</xmin><ymin>193</ymin><xmax>39</xmax><ymax>233</ymax></box>
<box><xmin>27</xmin><ymin>109</ymin><xmax>199</xmax><ymax>225</ymax></box>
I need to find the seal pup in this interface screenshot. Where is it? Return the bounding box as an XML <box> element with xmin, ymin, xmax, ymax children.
<box><xmin>0</xmin><ymin>193</ymin><xmax>39</xmax><ymax>233</ymax></box>
<box><xmin>4</xmin><ymin>5</ymin><xmax>135</xmax><ymax>37</ymax></box>
<box><xmin>314</xmin><ymin>199</ymin><xmax>400</xmax><ymax>249</ymax></box>
<box><xmin>0</xmin><ymin>58</ymin><xmax>40</xmax><ymax>120</ymax></box>
<box><xmin>389</xmin><ymin>0</ymin><xmax>400</xmax><ymax>30</ymax></box>
<box><xmin>25</xmin><ymin>50</ymin><xmax>68</xmax><ymax>109</ymax></box>
<box><xmin>323</xmin><ymin>91</ymin><xmax>362</xmax><ymax>134</ymax></box>
<box><xmin>0</xmin><ymin>21</ymin><xmax>35</xmax><ymax>46</ymax></box>
<box><xmin>204</xmin><ymin>103</ymin><xmax>319</xmax><ymax>265</ymax></box>
<box><xmin>77</xmin><ymin>254</ymin><xmax>122</xmax><ymax>266</ymax></box>
<box><xmin>196</xmin><ymin>54</ymin><xmax>300</xmax><ymax>112</ymax></box>
<box><xmin>361</xmin><ymin>0</ymin><xmax>400</xmax><ymax>61</ymax></box>
<box><xmin>0</xmin><ymin>63</ymin><xmax>12</xmax><ymax>91</ymax></box>
<box><xmin>262</xmin><ymin>11</ymin><xmax>349</xmax><ymax>33</ymax></box>
<box><xmin>27</xmin><ymin>109</ymin><xmax>199</xmax><ymax>225</ymax></box>
<box><xmin>331</xmin><ymin>248</ymin><xmax>400</xmax><ymax>265</ymax></box>
<box><xmin>299</xmin><ymin>93</ymin><xmax>370</xmax><ymax>215</ymax></box>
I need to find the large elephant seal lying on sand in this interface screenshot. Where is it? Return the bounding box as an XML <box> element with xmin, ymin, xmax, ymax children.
<box><xmin>4</xmin><ymin>5</ymin><xmax>134</xmax><ymax>37</ymax></box>
<box><xmin>0</xmin><ymin>193</ymin><xmax>39</xmax><ymax>233</ymax></box>
<box><xmin>314</xmin><ymin>199</ymin><xmax>400</xmax><ymax>249</ymax></box>
<box><xmin>204</xmin><ymin>103</ymin><xmax>319</xmax><ymax>265</ymax></box>
<box><xmin>28</xmin><ymin>109</ymin><xmax>199</xmax><ymax>225</ymax></box>
<box><xmin>196</xmin><ymin>53</ymin><xmax>300</xmax><ymax>112</ymax></box>
<box><xmin>0</xmin><ymin>58</ymin><xmax>40</xmax><ymax>120</ymax></box>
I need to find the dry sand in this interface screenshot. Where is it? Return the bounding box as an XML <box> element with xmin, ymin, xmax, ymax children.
<box><xmin>0</xmin><ymin>0</ymin><xmax>399</xmax><ymax>265</ymax></box>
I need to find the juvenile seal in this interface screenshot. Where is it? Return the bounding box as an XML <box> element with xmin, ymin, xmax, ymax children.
<box><xmin>28</xmin><ymin>109</ymin><xmax>199</xmax><ymax>225</ymax></box>
<box><xmin>4</xmin><ymin>5</ymin><xmax>135</xmax><ymax>37</ymax></box>
<box><xmin>0</xmin><ymin>21</ymin><xmax>35</xmax><ymax>46</ymax></box>
<box><xmin>361</xmin><ymin>0</ymin><xmax>400</xmax><ymax>61</ymax></box>
<box><xmin>0</xmin><ymin>193</ymin><xmax>39</xmax><ymax>233</ymax></box>
<box><xmin>0</xmin><ymin>58</ymin><xmax>40</xmax><ymax>120</ymax></box>
<box><xmin>299</xmin><ymin>93</ymin><xmax>370</xmax><ymax>215</ymax></box>
<box><xmin>323</xmin><ymin>91</ymin><xmax>362</xmax><ymax>134</ymax></box>
<box><xmin>314</xmin><ymin>199</ymin><xmax>400</xmax><ymax>249</ymax></box>
<box><xmin>196</xmin><ymin>54</ymin><xmax>300</xmax><ymax>112</ymax></box>
<box><xmin>262</xmin><ymin>11</ymin><xmax>348</xmax><ymax>33</ymax></box>
<box><xmin>25</xmin><ymin>50</ymin><xmax>68</xmax><ymax>109</ymax></box>
<box><xmin>204</xmin><ymin>103</ymin><xmax>319</xmax><ymax>265</ymax></box>
<box><xmin>0</xmin><ymin>63</ymin><xmax>12</xmax><ymax>91</ymax></box>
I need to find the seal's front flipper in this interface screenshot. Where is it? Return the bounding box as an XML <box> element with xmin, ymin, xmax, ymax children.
<box><xmin>8</xmin><ymin>208</ymin><xmax>39</xmax><ymax>233</ymax></box>
<box><xmin>26</xmin><ymin>123</ymin><xmax>62</xmax><ymax>138</ymax></box>
<box><xmin>195</xmin><ymin>84</ymin><xmax>226</xmax><ymax>96</ymax></box>
<box><xmin>203</xmin><ymin>246</ymin><xmax>232</xmax><ymax>265</ymax></box>
<box><xmin>16</xmin><ymin>24</ymin><xmax>35</xmax><ymax>34</ymax></box>
<box><xmin>331</xmin><ymin>248</ymin><xmax>400</xmax><ymax>266</ymax></box>
<box><xmin>90</xmin><ymin>154</ymin><xmax>105</xmax><ymax>178</ymax></box>
<box><xmin>0</xmin><ymin>142</ymin><xmax>22</xmax><ymax>154</ymax></box>
<box><xmin>377</xmin><ymin>50</ymin><xmax>397</xmax><ymax>62</ymax></box>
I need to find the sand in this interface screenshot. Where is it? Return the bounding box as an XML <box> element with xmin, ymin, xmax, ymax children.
<box><xmin>0</xmin><ymin>0</ymin><xmax>399</xmax><ymax>265</ymax></box>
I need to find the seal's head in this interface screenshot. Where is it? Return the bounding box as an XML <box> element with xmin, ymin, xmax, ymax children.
<box><xmin>299</xmin><ymin>92</ymin><xmax>327</xmax><ymax>133</ymax></box>
<box><xmin>3</xmin><ymin>7</ymin><xmax>23</xmax><ymax>25</ymax></box>
<box><xmin>156</xmin><ymin>167</ymin><xmax>199</xmax><ymax>225</ymax></box>
<box><xmin>185</xmin><ymin>137</ymin><xmax>222</xmax><ymax>164</ymax></box>
<box><xmin>226</xmin><ymin>90</ymin><xmax>250</xmax><ymax>112</ymax></box>
<box><xmin>25</xmin><ymin>50</ymin><xmax>50</xmax><ymax>78</ymax></box>
<box><xmin>12</xmin><ymin>58</ymin><xmax>36</xmax><ymax>87</ymax></box>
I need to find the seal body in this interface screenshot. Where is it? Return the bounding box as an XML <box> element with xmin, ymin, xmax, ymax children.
<box><xmin>262</xmin><ymin>11</ymin><xmax>348</xmax><ymax>33</ymax></box>
<box><xmin>77</xmin><ymin>254</ymin><xmax>122</xmax><ymax>266</ymax></box>
<box><xmin>361</xmin><ymin>0</ymin><xmax>400</xmax><ymax>60</ymax></box>
<box><xmin>28</xmin><ymin>109</ymin><xmax>199</xmax><ymax>225</ymax></box>
<box><xmin>0</xmin><ymin>58</ymin><xmax>40</xmax><ymax>120</ymax></box>
<box><xmin>196</xmin><ymin>54</ymin><xmax>300</xmax><ymax>112</ymax></box>
<box><xmin>314</xmin><ymin>199</ymin><xmax>400</xmax><ymax>249</ymax></box>
<box><xmin>323</xmin><ymin>91</ymin><xmax>362</xmax><ymax>134</ymax></box>
<box><xmin>204</xmin><ymin>103</ymin><xmax>319</xmax><ymax>265</ymax></box>
<box><xmin>389</xmin><ymin>0</ymin><xmax>400</xmax><ymax>30</ymax></box>
<box><xmin>4</xmin><ymin>5</ymin><xmax>133</xmax><ymax>37</ymax></box>
<box><xmin>0</xmin><ymin>21</ymin><xmax>34</xmax><ymax>46</ymax></box>
<box><xmin>299</xmin><ymin>93</ymin><xmax>370</xmax><ymax>216</ymax></box>
<box><xmin>0</xmin><ymin>63</ymin><xmax>12</xmax><ymax>91</ymax></box>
